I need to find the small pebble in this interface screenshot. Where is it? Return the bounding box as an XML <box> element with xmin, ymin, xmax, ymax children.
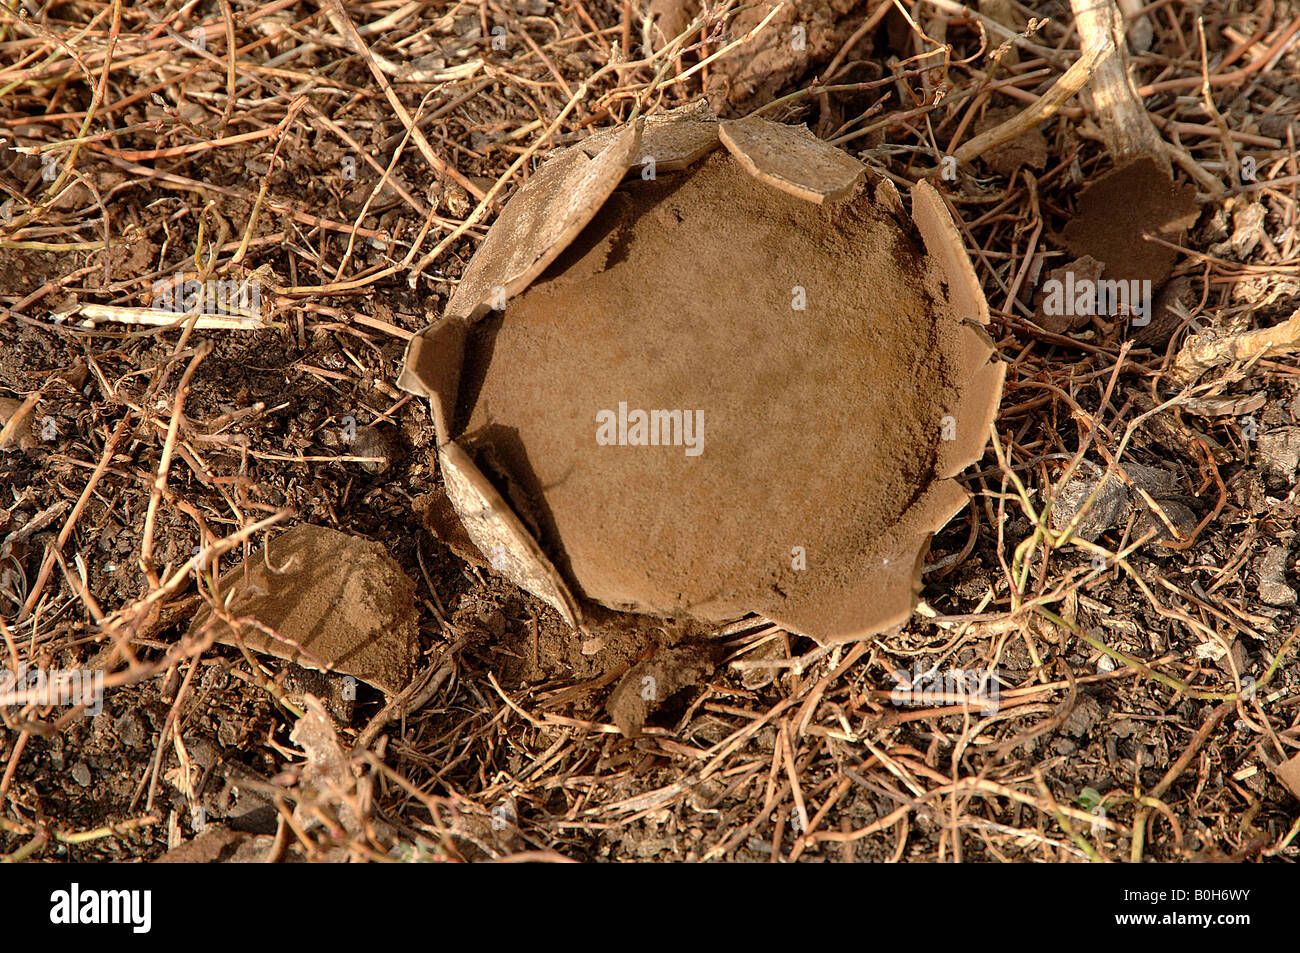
<box><xmin>351</xmin><ymin>425</ymin><xmax>392</xmax><ymax>475</ymax></box>
<box><xmin>1256</xmin><ymin>544</ymin><xmax>1297</xmax><ymax>607</ymax></box>
<box><xmin>114</xmin><ymin>712</ymin><xmax>146</xmax><ymax>748</ymax></box>
<box><xmin>71</xmin><ymin>762</ymin><xmax>91</xmax><ymax>787</ymax></box>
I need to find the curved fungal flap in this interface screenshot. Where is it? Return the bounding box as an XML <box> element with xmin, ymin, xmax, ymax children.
<box><xmin>439</xmin><ymin>440</ymin><xmax>583</xmax><ymax>627</ymax></box>
<box><xmin>444</xmin><ymin>120</ymin><xmax>644</xmax><ymax>322</ymax></box>
<box><xmin>718</xmin><ymin>116</ymin><xmax>866</xmax><ymax>203</ymax></box>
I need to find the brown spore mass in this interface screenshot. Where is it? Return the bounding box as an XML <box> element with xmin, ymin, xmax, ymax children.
<box><xmin>455</xmin><ymin>150</ymin><xmax>959</xmax><ymax>629</ymax></box>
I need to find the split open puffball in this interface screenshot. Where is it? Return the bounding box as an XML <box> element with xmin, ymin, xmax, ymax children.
<box><xmin>400</xmin><ymin>103</ymin><xmax>1004</xmax><ymax>643</ymax></box>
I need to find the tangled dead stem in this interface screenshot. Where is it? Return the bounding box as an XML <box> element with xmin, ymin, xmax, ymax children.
<box><xmin>1</xmin><ymin>0</ymin><xmax>1299</xmax><ymax>863</ymax></box>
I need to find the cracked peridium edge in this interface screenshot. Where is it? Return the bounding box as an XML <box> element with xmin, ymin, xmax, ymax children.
<box><xmin>398</xmin><ymin>107</ymin><xmax>1004</xmax><ymax>641</ymax></box>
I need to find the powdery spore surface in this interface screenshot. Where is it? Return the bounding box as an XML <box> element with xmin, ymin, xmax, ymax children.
<box><xmin>457</xmin><ymin>151</ymin><xmax>958</xmax><ymax>626</ymax></box>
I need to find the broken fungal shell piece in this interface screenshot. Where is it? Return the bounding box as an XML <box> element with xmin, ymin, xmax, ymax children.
<box><xmin>401</xmin><ymin>106</ymin><xmax>1005</xmax><ymax>643</ymax></box>
<box><xmin>438</xmin><ymin>440</ymin><xmax>583</xmax><ymax>627</ymax></box>
<box><xmin>187</xmin><ymin>524</ymin><xmax>419</xmax><ymax>695</ymax></box>
<box><xmin>717</xmin><ymin>116</ymin><xmax>866</xmax><ymax>203</ymax></box>
<box><xmin>1061</xmin><ymin>156</ymin><xmax>1199</xmax><ymax>285</ymax></box>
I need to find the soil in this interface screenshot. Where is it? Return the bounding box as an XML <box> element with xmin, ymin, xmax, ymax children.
<box><xmin>607</xmin><ymin>643</ymin><xmax>723</xmax><ymax>735</ymax></box>
<box><xmin>701</xmin><ymin>0</ymin><xmax>876</xmax><ymax>117</ymax></box>
<box><xmin>975</xmin><ymin>105</ymin><xmax>1049</xmax><ymax>177</ymax></box>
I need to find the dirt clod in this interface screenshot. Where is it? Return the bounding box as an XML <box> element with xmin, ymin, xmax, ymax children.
<box><xmin>1259</xmin><ymin>428</ymin><xmax>1300</xmax><ymax>488</ymax></box>
<box><xmin>1256</xmin><ymin>545</ymin><xmax>1296</xmax><ymax>608</ymax></box>
<box><xmin>606</xmin><ymin>643</ymin><xmax>721</xmax><ymax>735</ymax></box>
<box><xmin>1049</xmin><ymin>460</ymin><xmax>1130</xmax><ymax>541</ymax></box>
<box><xmin>977</xmin><ymin>105</ymin><xmax>1049</xmax><ymax>176</ymax></box>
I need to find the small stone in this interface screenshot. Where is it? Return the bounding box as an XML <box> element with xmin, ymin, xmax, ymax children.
<box><xmin>1110</xmin><ymin>719</ymin><xmax>1140</xmax><ymax>739</ymax></box>
<box><xmin>1258</xmin><ymin>428</ymin><xmax>1300</xmax><ymax>488</ymax></box>
<box><xmin>1051</xmin><ymin>737</ymin><xmax>1078</xmax><ymax>756</ymax></box>
<box><xmin>1256</xmin><ymin>545</ymin><xmax>1296</xmax><ymax>607</ymax></box>
<box><xmin>351</xmin><ymin>425</ymin><xmax>393</xmax><ymax>475</ymax></box>
<box><xmin>71</xmin><ymin>762</ymin><xmax>91</xmax><ymax>787</ymax></box>
<box><xmin>1049</xmin><ymin>459</ymin><xmax>1130</xmax><ymax>542</ymax></box>
<box><xmin>1061</xmin><ymin>694</ymin><xmax>1102</xmax><ymax>738</ymax></box>
<box><xmin>113</xmin><ymin>712</ymin><xmax>146</xmax><ymax>748</ymax></box>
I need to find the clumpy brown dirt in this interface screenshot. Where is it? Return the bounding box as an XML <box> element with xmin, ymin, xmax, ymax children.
<box><xmin>975</xmin><ymin>105</ymin><xmax>1049</xmax><ymax>178</ymax></box>
<box><xmin>2</xmin><ymin>0</ymin><xmax>1299</xmax><ymax>865</ymax></box>
<box><xmin>458</xmin><ymin>148</ymin><xmax>958</xmax><ymax>634</ymax></box>
<box><xmin>607</xmin><ymin>643</ymin><xmax>723</xmax><ymax>736</ymax></box>
<box><xmin>696</xmin><ymin>0</ymin><xmax>883</xmax><ymax>117</ymax></box>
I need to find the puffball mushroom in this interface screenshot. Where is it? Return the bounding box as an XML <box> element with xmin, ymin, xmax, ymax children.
<box><xmin>399</xmin><ymin>103</ymin><xmax>1005</xmax><ymax>643</ymax></box>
